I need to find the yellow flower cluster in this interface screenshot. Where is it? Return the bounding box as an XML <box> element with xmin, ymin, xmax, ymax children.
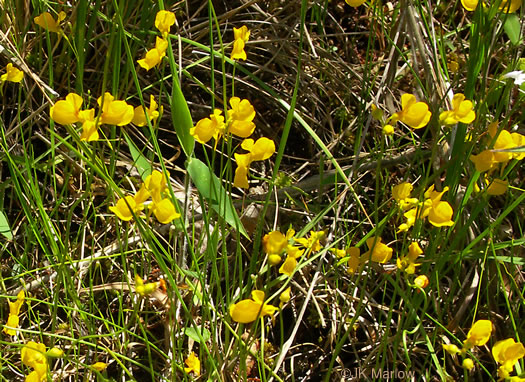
<box><xmin>137</xmin><ymin>10</ymin><xmax>175</xmax><ymax>71</ymax></box>
<box><xmin>333</xmin><ymin>237</ymin><xmax>393</xmax><ymax>275</ymax></box>
<box><xmin>50</xmin><ymin>92</ymin><xmax>133</xmax><ymax>141</ymax></box>
<box><xmin>191</xmin><ymin>97</ymin><xmax>256</xmax><ymax>143</ymax></box>
<box><xmin>109</xmin><ymin>170</ymin><xmax>180</xmax><ymax>224</ymax></box>
<box><xmin>443</xmin><ymin>319</ymin><xmax>525</xmax><ymax>378</ymax></box>
<box><xmin>190</xmin><ymin>96</ymin><xmax>276</xmax><ymax>189</ymax></box>
<box><xmin>334</xmin><ymin>239</ymin><xmax>429</xmax><ymax>290</ymax></box>
<box><xmin>231</xmin><ymin>25</ymin><xmax>250</xmax><ymax>61</ymax></box>
<box><xmin>50</xmin><ymin>92</ymin><xmax>160</xmax><ymax>141</ymax></box>
<box><xmin>21</xmin><ymin>341</ymin><xmax>63</xmax><ymax>381</ymax></box>
<box><xmin>374</xmin><ymin>92</ymin><xmax>475</xmax><ymax>135</ymax></box>
<box><xmin>393</xmin><ymin>182</ymin><xmax>454</xmax><ymax>232</ymax></box>
<box><xmin>470</xmin><ymin>123</ymin><xmax>524</xmax><ymax>196</ymax></box>
<box><xmin>3</xmin><ymin>290</ymin><xmax>25</xmax><ymax>336</ymax></box>
<box><xmin>229</xmin><ymin>228</ymin><xmax>307</xmax><ymax>325</ymax></box>
<box><xmin>263</xmin><ymin>229</ymin><xmax>325</xmax><ymax>277</ymax></box>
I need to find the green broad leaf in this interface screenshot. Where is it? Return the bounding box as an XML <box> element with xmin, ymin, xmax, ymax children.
<box><xmin>0</xmin><ymin>210</ymin><xmax>13</xmax><ymax>240</ymax></box>
<box><xmin>186</xmin><ymin>157</ymin><xmax>248</xmax><ymax>238</ymax></box>
<box><xmin>184</xmin><ymin>326</ymin><xmax>211</xmax><ymax>344</ymax></box>
<box><xmin>124</xmin><ymin>132</ymin><xmax>152</xmax><ymax>180</ymax></box>
<box><xmin>503</xmin><ymin>14</ymin><xmax>521</xmax><ymax>46</ymax></box>
<box><xmin>170</xmin><ymin>79</ymin><xmax>195</xmax><ymax>158</ymax></box>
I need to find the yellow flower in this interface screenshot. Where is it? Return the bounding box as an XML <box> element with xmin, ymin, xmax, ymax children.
<box><xmin>228</xmin><ymin>97</ymin><xmax>256</xmax><ymax>137</ymax></box>
<box><xmin>286</xmin><ymin>244</ymin><xmax>305</xmax><ymax>259</ymax></box>
<box><xmin>190</xmin><ymin>109</ymin><xmax>226</xmax><ymax>144</ymax></box>
<box><xmin>510</xmin><ymin>132</ymin><xmax>525</xmax><ymax>160</ymax></box>
<box><xmin>382</xmin><ymin>124</ymin><xmax>394</xmax><ymax>136</ymax></box>
<box><xmin>391</xmin><ymin>94</ymin><xmax>432</xmax><ymax>129</ymax></box>
<box><xmin>133</xmin><ymin>184</ymin><xmax>150</xmax><ymax>205</ymax></box>
<box><xmin>151</xmin><ymin>198</ymin><xmax>180</xmax><ymax>224</ymax></box>
<box><xmin>345</xmin><ymin>0</ymin><xmax>366</xmax><ymax>6</ymax></box>
<box><xmin>279</xmin><ymin>287</ymin><xmax>291</xmax><ymax>307</ymax></box>
<box><xmin>233</xmin><ymin>154</ymin><xmax>251</xmax><ymax>189</ymax></box>
<box><xmin>470</xmin><ymin>150</ymin><xmax>496</xmax><ymax>173</ymax></box>
<box><xmin>34</xmin><ymin>11</ymin><xmax>66</xmax><ymax>33</ymax></box>
<box><xmin>397</xmin><ymin>242</ymin><xmax>423</xmax><ymax>274</ymax></box>
<box><xmin>46</xmin><ymin>347</ymin><xmax>64</xmax><ymax>358</ymax></box>
<box><xmin>91</xmin><ymin>362</ymin><xmax>108</xmax><ymax>372</ymax></box>
<box><xmin>241</xmin><ymin>137</ymin><xmax>276</xmax><ymax>161</ymax></box>
<box><xmin>492</xmin><ymin>338</ymin><xmax>525</xmax><ymax>379</ymax></box>
<box><xmin>143</xmin><ymin>170</ymin><xmax>180</xmax><ymax>223</ymax></box>
<box><xmin>493</xmin><ymin>130</ymin><xmax>517</xmax><ymax>163</ymax></box>
<box><xmin>428</xmin><ymin>200</ymin><xmax>454</xmax><ymax>227</ymax></box>
<box><xmin>486</xmin><ymin>178</ymin><xmax>508</xmax><ymax>196</ymax></box>
<box><xmin>279</xmin><ymin>256</ymin><xmax>297</xmax><ymax>276</ymax></box>
<box><xmin>464</xmin><ymin>319</ymin><xmax>492</xmax><ymax>348</ymax></box>
<box><xmin>50</xmin><ymin>95</ymin><xmax>100</xmax><ymax>141</ymax></box>
<box><xmin>1</xmin><ymin>63</ymin><xmax>24</xmax><ymax>83</ymax></box>
<box><xmin>144</xmin><ymin>170</ymin><xmax>168</xmax><ymax>203</ymax></box>
<box><xmin>414</xmin><ymin>274</ymin><xmax>429</xmax><ymax>289</ymax></box>
<box><xmin>408</xmin><ymin>242</ymin><xmax>423</xmax><ymax>261</ymax></box>
<box><xmin>3</xmin><ymin>290</ymin><xmax>25</xmax><ymax>336</ymax></box>
<box><xmin>462</xmin><ymin>358</ymin><xmax>475</xmax><ymax>371</ymax></box>
<box><xmin>268</xmin><ymin>254</ymin><xmax>282</xmax><ymax>265</ymax></box>
<box><xmin>443</xmin><ymin>344</ymin><xmax>460</xmax><ymax>356</ymax></box>
<box><xmin>439</xmin><ymin>93</ymin><xmax>476</xmax><ymax>125</ymax></box>
<box><xmin>50</xmin><ymin>93</ymin><xmax>84</xmax><ymax>125</ymax></box>
<box><xmin>363</xmin><ymin>237</ymin><xmax>393</xmax><ymax>264</ymax></box>
<box><xmin>263</xmin><ymin>231</ymin><xmax>288</xmax><ymax>255</ymax></box>
<box><xmin>392</xmin><ymin>182</ymin><xmax>413</xmax><ymax>201</ymax></box>
<box><xmin>234</xmin><ymin>25</ymin><xmax>250</xmax><ymax>42</ymax></box>
<box><xmin>392</xmin><ymin>182</ymin><xmax>419</xmax><ymax>210</ymax></box>
<box><xmin>231</xmin><ymin>26</ymin><xmax>250</xmax><ymax>60</ymax></box>
<box><xmin>229</xmin><ymin>290</ymin><xmax>278</xmax><ymax>323</ymax></box>
<box><xmin>461</xmin><ymin>0</ymin><xmax>478</xmax><ymax>11</ymax></box>
<box><xmin>397</xmin><ymin>184</ymin><xmax>454</xmax><ymax>231</ymax></box>
<box><xmin>330</xmin><ymin>248</ymin><xmax>346</xmax><ymax>258</ymax></box>
<box><xmin>97</xmin><ymin>92</ymin><xmax>134</xmax><ymax>126</ymax></box>
<box><xmin>498</xmin><ymin>0</ymin><xmax>521</xmax><ymax>13</ymax></box>
<box><xmin>78</xmin><ymin>109</ymin><xmax>99</xmax><ymax>142</ymax></box>
<box><xmin>21</xmin><ymin>341</ymin><xmax>48</xmax><ymax>381</ymax></box>
<box><xmin>371</xmin><ymin>104</ymin><xmax>383</xmax><ymax>121</ymax></box>
<box><xmin>109</xmin><ymin>195</ymin><xmax>142</xmax><ymax>221</ymax></box>
<box><xmin>233</xmin><ymin>137</ymin><xmax>276</xmax><ymax>189</ymax></box>
<box><xmin>277</xmin><ymin>235</ymin><xmax>306</xmax><ymax>276</ymax></box>
<box><xmin>155</xmin><ymin>10</ymin><xmax>175</xmax><ymax>38</ymax></box>
<box><xmin>137</xmin><ymin>37</ymin><xmax>168</xmax><ymax>71</ymax></box>
<box><xmin>347</xmin><ymin>247</ymin><xmax>361</xmax><ymax>274</ymax></box>
<box><xmin>135</xmin><ymin>274</ymin><xmax>160</xmax><ymax>296</ymax></box>
<box><xmin>184</xmin><ymin>352</ymin><xmax>201</xmax><ymax>376</ymax></box>
<box><xmin>132</xmin><ymin>95</ymin><xmax>160</xmax><ymax>126</ymax></box>
<box><xmin>424</xmin><ymin>186</ymin><xmax>454</xmax><ymax>227</ymax></box>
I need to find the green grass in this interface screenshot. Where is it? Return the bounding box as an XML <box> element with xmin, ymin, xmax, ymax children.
<box><xmin>1</xmin><ymin>0</ymin><xmax>524</xmax><ymax>381</ymax></box>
